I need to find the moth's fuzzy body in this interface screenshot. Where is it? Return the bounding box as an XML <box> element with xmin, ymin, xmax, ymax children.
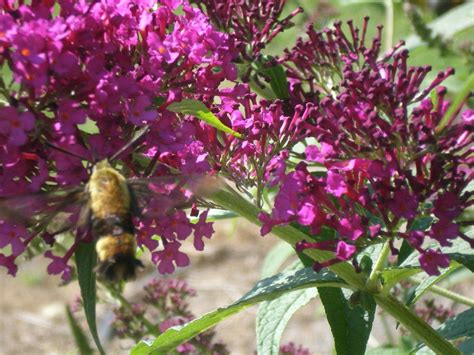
<box><xmin>88</xmin><ymin>161</ymin><xmax>142</xmax><ymax>281</ymax></box>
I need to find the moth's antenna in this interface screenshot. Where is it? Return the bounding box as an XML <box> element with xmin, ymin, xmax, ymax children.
<box><xmin>45</xmin><ymin>142</ymin><xmax>89</xmax><ymax>161</ymax></box>
<box><xmin>91</xmin><ymin>146</ymin><xmax>98</xmax><ymax>165</ymax></box>
<box><xmin>109</xmin><ymin>125</ymin><xmax>150</xmax><ymax>162</ymax></box>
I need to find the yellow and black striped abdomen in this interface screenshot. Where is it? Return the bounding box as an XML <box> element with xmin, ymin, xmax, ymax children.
<box><xmin>95</xmin><ymin>233</ymin><xmax>142</xmax><ymax>281</ymax></box>
<box><xmin>87</xmin><ymin>161</ymin><xmax>142</xmax><ymax>281</ymax></box>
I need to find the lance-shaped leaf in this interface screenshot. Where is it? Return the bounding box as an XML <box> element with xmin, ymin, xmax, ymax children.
<box><xmin>75</xmin><ymin>242</ymin><xmax>104</xmax><ymax>355</ymax></box>
<box><xmin>131</xmin><ymin>267</ymin><xmax>344</xmax><ymax>355</ymax></box>
<box><xmin>168</xmin><ymin>99</ymin><xmax>243</xmax><ymax>139</ymax></box>
<box><xmin>382</xmin><ymin>266</ymin><xmax>422</xmax><ymax>291</ymax></box>
<box><xmin>318</xmin><ymin>287</ymin><xmax>376</xmax><ymax>355</ymax></box>
<box><xmin>438</xmin><ymin>308</ymin><xmax>474</xmax><ymax>340</ymax></box>
<box><xmin>258</xmin><ymin>62</ymin><xmax>290</xmax><ymax>99</ymax></box>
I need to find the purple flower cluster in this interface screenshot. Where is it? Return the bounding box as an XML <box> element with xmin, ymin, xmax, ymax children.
<box><xmin>259</xmin><ymin>20</ymin><xmax>473</xmax><ymax>275</ymax></box>
<box><xmin>0</xmin><ymin>0</ymin><xmax>231</xmax><ymax>277</ymax></box>
<box><xmin>113</xmin><ymin>302</ymin><xmax>148</xmax><ymax>342</ymax></box>
<box><xmin>112</xmin><ymin>278</ymin><xmax>229</xmax><ymax>353</ymax></box>
<box><xmin>279</xmin><ymin>342</ymin><xmax>311</xmax><ymax>355</ymax></box>
<box><xmin>414</xmin><ymin>299</ymin><xmax>455</xmax><ymax>326</ymax></box>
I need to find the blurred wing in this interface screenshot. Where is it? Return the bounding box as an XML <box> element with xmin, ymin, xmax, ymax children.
<box><xmin>127</xmin><ymin>175</ymin><xmax>217</xmax><ymax>217</ymax></box>
<box><xmin>0</xmin><ymin>187</ymin><xmax>90</xmax><ymax>235</ymax></box>
<box><xmin>127</xmin><ymin>176</ymin><xmax>190</xmax><ymax>217</ymax></box>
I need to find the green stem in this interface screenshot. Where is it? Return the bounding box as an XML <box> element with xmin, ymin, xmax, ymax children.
<box><xmin>366</xmin><ymin>241</ymin><xmax>391</xmax><ymax>293</ymax></box>
<box><xmin>209</xmin><ymin>187</ymin><xmax>460</xmax><ymax>354</ymax></box>
<box><xmin>106</xmin><ymin>285</ymin><xmax>160</xmax><ymax>337</ymax></box>
<box><xmin>375</xmin><ymin>295</ymin><xmax>461</xmax><ymax>354</ymax></box>
<box><xmin>383</xmin><ymin>0</ymin><xmax>394</xmax><ymax>50</ymax></box>
<box><xmin>410</xmin><ymin>278</ymin><xmax>474</xmax><ymax>308</ymax></box>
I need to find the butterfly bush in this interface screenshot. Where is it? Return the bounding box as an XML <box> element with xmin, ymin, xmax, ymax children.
<box><xmin>0</xmin><ymin>0</ymin><xmax>473</xmax><ymax>281</ymax></box>
<box><xmin>258</xmin><ymin>18</ymin><xmax>474</xmax><ymax>275</ymax></box>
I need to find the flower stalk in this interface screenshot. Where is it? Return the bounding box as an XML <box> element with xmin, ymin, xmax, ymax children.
<box><xmin>409</xmin><ymin>278</ymin><xmax>474</xmax><ymax>308</ymax></box>
<box><xmin>105</xmin><ymin>284</ymin><xmax>160</xmax><ymax>337</ymax></box>
<box><xmin>366</xmin><ymin>240</ymin><xmax>391</xmax><ymax>293</ymax></box>
<box><xmin>375</xmin><ymin>295</ymin><xmax>461</xmax><ymax>354</ymax></box>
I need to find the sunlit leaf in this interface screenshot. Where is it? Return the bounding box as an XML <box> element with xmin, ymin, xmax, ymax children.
<box><xmin>168</xmin><ymin>99</ymin><xmax>243</xmax><ymax>138</ymax></box>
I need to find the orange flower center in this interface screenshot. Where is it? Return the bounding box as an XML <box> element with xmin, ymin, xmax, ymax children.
<box><xmin>20</xmin><ymin>48</ymin><xmax>31</xmax><ymax>57</ymax></box>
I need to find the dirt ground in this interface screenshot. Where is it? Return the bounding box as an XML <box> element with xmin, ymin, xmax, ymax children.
<box><xmin>0</xmin><ymin>219</ymin><xmax>472</xmax><ymax>355</ymax></box>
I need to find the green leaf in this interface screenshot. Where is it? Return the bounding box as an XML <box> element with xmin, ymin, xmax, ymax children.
<box><xmin>261</xmin><ymin>241</ymin><xmax>295</xmax><ymax>278</ymax></box>
<box><xmin>256</xmin><ymin>262</ymin><xmax>318</xmax><ymax>355</ymax></box>
<box><xmin>382</xmin><ymin>267</ymin><xmax>422</xmax><ymax>291</ymax></box>
<box><xmin>406</xmin><ymin>264</ymin><xmax>460</xmax><ymax>306</ymax></box>
<box><xmin>75</xmin><ymin>242</ymin><xmax>104</xmax><ymax>355</ymax></box>
<box><xmin>410</xmin><ymin>217</ymin><xmax>434</xmax><ymax>231</ymax></box>
<box><xmin>318</xmin><ymin>287</ymin><xmax>376</xmax><ymax>355</ymax></box>
<box><xmin>131</xmin><ymin>267</ymin><xmax>344</xmax><ymax>355</ymax></box>
<box><xmin>258</xmin><ymin>62</ymin><xmax>290</xmax><ymax>100</ymax></box>
<box><xmin>65</xmin><ymin>306</ymin><xmax>94</xmax><ymax>355</ymax></box>
<box><xmin>438</xmin><ymin>308</ymin><xmax>474</xmax><ymax>340</ymax></box>
<box><xmin>404</xmin><ymin>2</ymin><xmax>474</xmax><ymax>50</ymax></box>
<box><xmin>442</xmin><ymin>237</ymin><xmax>474</xmax><ymax>272</ymax></box>
<box><xmin>168</xmin><ymin>99</ymin><xmax>243</xmax><ymax>139</ymax></box>
<box><xmin>449</xmin><ymin>253</ymin><xmax>474</xmax><ymax>272</ymax></box>
<box><xmin>78</xmin><ymin>118</ymin><xmax>99</xmax><ymax>134</ymax></box>
<box><xmin>385</xmin><ymin>237</ymin><xmax>473</xmax><ymax>291</ymax></box>
<box><xmin>398</xmin><ymin>240</ymin><xmax>414</xmax><ymax>266</ymax></box>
